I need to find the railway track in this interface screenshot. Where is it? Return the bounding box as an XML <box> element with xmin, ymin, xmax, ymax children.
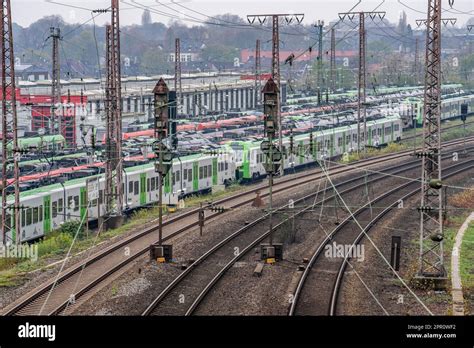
<box><xmin>3</xmin><ymin>136</ymin><xmax>473</xmax><ymax>316</ymax></box>
<box><xmin>142</xmin><ymin>152</ymin><xmax>470</xmax><ymax>316</ymax></box>
<box><xmin>288</xmin><ymin>159</ymin><xmax>474</xmax><ymax>316</ymax></box>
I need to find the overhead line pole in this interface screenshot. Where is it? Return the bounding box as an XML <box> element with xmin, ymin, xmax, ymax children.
<box><xmin>175</xmin><ymin>38</ymin><xmax>182</xmax><ymax>116</ymax></box>
<box><xmin>50</xmin><ymin>27</ymin><xmax>61</xmax><ymax>136</ymax></box>
<box><xmin>247</xmin><ymin>13</ymin><xmax>304</xmax><ymax>178</ymax></box>
<box><xmin>338</xmin><ymin>10</ymin><xmax>386</xmax><ymax>154</ymax></box>
<box><xmin>315</xmin><ymin>20</ymin><xmax>324</xmax><ymax>105</ymax></box>
<box><xmin>254</xmin><ymin>39</ymin><xmax>261</xmax><ymax>109</ymax></box>
<box><xmin>0</xmin><ymin>0</ymin><xmax>20</xmax><ymax>245</ymax></box>
<box><xmin>330</xmin><ymin>27</ymin><xmax>336</xmax><ymax>92</ymax></box>
<box><xmin>104</xmin><ymin>0</ymin><xmax>124</xmax><ymax>227</ymax></box>
<box><xmin>416</xmin><ymin>2</ymin><xmax>457</xmax><ymax>280</ymax></box>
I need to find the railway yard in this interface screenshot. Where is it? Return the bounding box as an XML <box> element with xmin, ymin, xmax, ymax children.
<box><xmin>1</xmin><ymin>0</ymin><xmax>474</xmax><ymax>346</ymax></box>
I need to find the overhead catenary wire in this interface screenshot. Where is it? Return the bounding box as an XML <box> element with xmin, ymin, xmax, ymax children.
<box><xmin>316</xmin><ymin>159</ymin><xmax>434</xmax><ymax>315</ymax></box>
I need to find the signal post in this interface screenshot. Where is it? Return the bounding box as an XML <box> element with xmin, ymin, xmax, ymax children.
<box><xmin>150</xmin><ymin>78</ymin><xmax>173</xmax><ymax>263</ymax></box>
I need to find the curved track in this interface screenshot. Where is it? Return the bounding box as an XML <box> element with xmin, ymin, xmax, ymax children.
<box><xmin>289</xmin><ymin>159</ymin><xmax>474</xmax><ymax>316</ymax></box>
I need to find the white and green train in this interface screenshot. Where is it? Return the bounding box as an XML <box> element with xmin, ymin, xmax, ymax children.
<box><xmin>227</xmin><ymin>115</ymin><xmax>403</xmax><ymax>181</ymax></box>
<box><xmin>400</xmin><ymin>94</ymin><xmax>474</xmax><ymax>127</ymax></box>
<box><xmin>2</xmin><ymin>153</ymin><xmax>235</xmax><ymax>243</ymax></box>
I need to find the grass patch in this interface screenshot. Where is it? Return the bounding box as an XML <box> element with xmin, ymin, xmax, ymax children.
<box><xmin>460</xmin><ymin>224</ymin><xmax>474</xmax><ymax>292</ymax></box>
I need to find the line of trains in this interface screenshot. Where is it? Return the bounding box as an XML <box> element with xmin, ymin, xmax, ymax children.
<box><xmin>2</xmin><ymin>115</ymin><xmax>403</xmax><ymax>244</ymax></box>
<box><xmin>1</xmin><ymin>88</ymin><xmax>473</xmax><ymax>244</ymax></box>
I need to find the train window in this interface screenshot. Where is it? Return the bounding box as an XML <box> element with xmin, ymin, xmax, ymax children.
<box><xmin>207</xmin><ymin>165</ymin><xmax>212</xmax><ymax>177</ymax></box>
<box><xmin>337</xmin><ymin>137</ymin><xmax>342</xmax><ymax>147</ymax></box>
<box><xmin>394</xmin><ymin>124</ymin><xmax>399</xmax><ymax>131</ymax></box>
<box><xmin>92</xmin><ymin>199</ymin><xmax>97</xmax><ymax>207</ymax></box>
<box><xmin>52</xmin><ymin>201</ymin><xmax>58</xmax><ymax>218</ymax></box>
<box><xmin>172</xmin><ymin>172</ymin><xmax>176</xmax><ymax>186</ymax></box>
<box><xmin>151</xmin><ymin>177</ymin><xmax>156</xmax><ymax>191</ymax></box>
<box><xmin>74</xmin><ymin>196</ymin><xmax>79</xmax><ymax>212</ymax></box>
<box><xmin>58</xmin><ymin>198</ymin><xmax>63</xmax><ymax>213</ymax></box>
<box><xmin>353</xmin><ymin>134</ymin><xmax>357</xmax><ymax>141</ymax></box>
<box><xmin>183</xmin><ymin>169</ymin><xmax>188</xmax><ymax>180</ymax></box>
<box><xmin>39</xmin><ymin>206</ymin><xmax>43</xmax><ymax>222</ymax></box>
<box><xmin>147</xmin><ymin>178</ymin><xmax>151</xmax><ymax>192</ymax></box>
<box><xmin>99</xmin><ymin>190</ymin><xmax>103</xmax><ymax>205</ymax></box>
<box><xmin>68</xmin><ymin>196</ymin><xmax>73</xmax><ymax>210</ymax></box>
<box><xmin>129</xmin><ymin>181</ymin><xmax>133</xmax><ymax>194</ymax></box>
<box><xmin>21</xmin><ymin>209</ymin><xmax>26</xmax><ymax>227</ymax></box>
<box><xmin>188</xmin><ymin>169</ymin><xmax>192</xmax><ymax>182</ymax></box>
<box><xmin>134</xmin><ymin>181</ymin><xmax>139</xmax><ymax>195</ymax></box>
<box><xmin>377</xmin><ymin>128</ymin><xmax>382</xmax><ymax>136</ymax></box>
<box><xmin>199</xmin><ymin>167</ymin><xmax>203</xmax><ymax>179</ymax></box>
<box><xmin>33</xmin><ymin>207</ymin><xmax>39</xmax><ymax>224</ymax></box>
<box><xmin>203</xmin><ymin>166</ymin><xmax>208</xmax><ymax>178</ymax></box>
<box><xmin>26</xmin><ymin>208</ymin><xmax>32</xmax><ymax>226</ymax></box>
<box><xmin>176</xmin><ymin>171</ymin><xmax>180</xmax><ymax>182</ymax></box>
<box><xmin>385</xmin><ymin>127</ymin><xmax>391</xmax><ymax>135</ymax></box>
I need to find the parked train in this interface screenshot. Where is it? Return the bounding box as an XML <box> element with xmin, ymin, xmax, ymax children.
<box><xmin>2</xmin><ymin>115</ymin><xmax>403</xmax><ymax>243</ymax></box>
<box><xmin>226</xmin><ymin>115</ymin><xmax>402</xmax><ymax>181</ymax></box>
<box><xmin>399</xmin><ymin>94</ymin><xmax>474</xmax><ymax>127</ymax></box>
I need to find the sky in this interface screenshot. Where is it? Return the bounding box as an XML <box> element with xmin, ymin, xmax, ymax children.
<box><xmin>11</xmin><ymin>0</ymin><xmax>474</xmax><ymax>28</ymax></box>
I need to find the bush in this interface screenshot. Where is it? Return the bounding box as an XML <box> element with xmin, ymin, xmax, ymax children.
<box><xmin>37</xmin><ymin>233</ymin><xmax>73</xmax><ymax>257</ymax></box>
<box><xmin>450</xmin><ymin>187</ymin><xmax>474</xmax><ymax>209</ymax></box>
<box><xmin>57</xmin><ymin>220</ymin><xmax>85</xmax><ymax>238</ymax></box>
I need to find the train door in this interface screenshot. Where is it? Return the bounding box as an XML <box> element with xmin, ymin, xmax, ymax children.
<box><xmin>80</xmin><ymin>187</ymin><xmax>87</xmax><ymax>222</ymax></box>
<box><xmin>140</xmin><ymin>173</ymin><xmax>147</xmax><ymax>206</ymax></box>
<box><xmin>299</xmin><ymin>140</ymin><xmax>304</xmax><ymax>165</ymax></box>
<box><xmin>212</xmin><ymin>158</ymin><xmax>218</xmax><ymax>186</ymax></box>
<box><xmin>193</xmin><ymin>161</ymin><xmax>199</xmax><ymax>192</ymax></box>
<box><xmin>330</xmin><ymin>133</ymin><xmax>335</xmax><ymax>158</ymax></box>
<box><xmin>43</xmin><ymin>195</ymin><xmax>51</xmax><ymax>234</ymax></box>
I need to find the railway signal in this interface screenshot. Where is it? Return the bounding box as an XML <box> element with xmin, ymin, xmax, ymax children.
<box><xmin>197</xmin><ymin>203</ymin><xmax>230</xmax><ymax>236</ymax></box>
<box><xmin>150</xmin><ymin>78</ymin><xmax>173</xmax><ymax>263</ymax></box>
<box><xmin>461</xmin><ymin>103</ymin><xmax>468</xmax><ymax>154</ymax></box>
<box><xmin>260</xmin><ymin>78</ymin><xmax>283</xmax><ymax>263</ymax></box>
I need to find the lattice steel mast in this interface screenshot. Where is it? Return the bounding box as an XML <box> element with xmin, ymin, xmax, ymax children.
<box><xmin>247</xmin><ymin>13</ymin><xmax>304</xmax><ymax>177</ymax></box>
<box><xmin>338</xmin><ymin>10</ymin><xmax>385</xmax><ymax>153</ymax></box>
<box><xmin>315</xmin><ymin>20</ymin><xmax>324</xmax><ymax>105</ymax></box>
<box><xmin>358</xmin><ymin>12</ymin><xmax>366</xmax><ymax>154</ymax></box>
<box><xmin>1</xmin><ymin>0</ymin><xmax>20</xmax><ymax>245</ymax></box>
<box><xmin>105</xmin><ymin>0</ymin><xmax>123</xmax><ymax>223</ymax></box>
<box><xmin>254</xmin><ymin>39</ymin><xmax>261</xmax><ymax>108</ymax></box>
<box><xmin>50</xmin><ymin>27</ymin><xmax>61</xmax><ymax>135</ymax></box>
<box><xmin>330</xmin><ymin>28</ymin><xmax>336</xmax><ymax>92</ymax></box>
<box><xmin>175</xmin><ymin>38</ymin><xmax>182</xmax><ymax>115</ymax></box>
<box><xmin>418</xmin><ymin>0</ymin><xmax>444</xmax><ymax>278</ymax></box>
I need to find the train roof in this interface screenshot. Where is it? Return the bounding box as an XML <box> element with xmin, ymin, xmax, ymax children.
<box><xmin>227</xmin><ymin>115</ymin><xmax>401</xmax><ymax>149</ymax></box>
<box><xmin>10</xmin><ymin>152</ymin><xmax>223</xmax><ymax>201</ymax></box>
